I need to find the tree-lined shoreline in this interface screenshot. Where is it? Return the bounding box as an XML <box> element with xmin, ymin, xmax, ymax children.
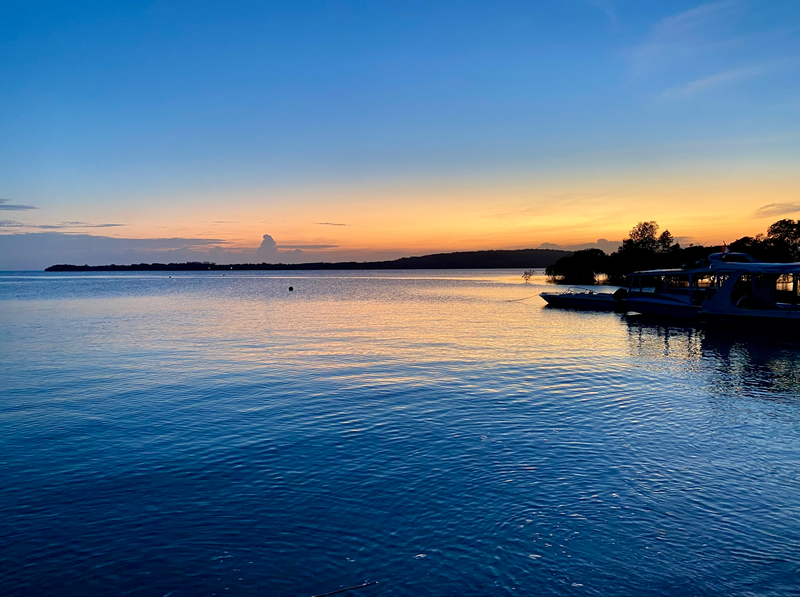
<box><xmin>45</xmin><ymin>248</ymin><xmax>570</xmax><ymax>272</ymax></box>
<box><xmin>546</xmin><ymin>219</ymin><xmax>800</xmax><ymax>284</ymax></box>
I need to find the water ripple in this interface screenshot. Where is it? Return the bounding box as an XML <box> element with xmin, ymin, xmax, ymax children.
<box><xmin>2</xmin><ymin>272</ymin><xmax>800</xmax><ymax>595</ymax></box>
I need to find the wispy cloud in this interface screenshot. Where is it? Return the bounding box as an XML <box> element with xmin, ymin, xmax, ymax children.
<box><xmin>277</xmin><ymin>244</ymin><xmax>339</xmax><ymax>250</ymax></box>
<box><xmin>655</xmin><ymin>0</ymin><xmax>738</xmax><ymax>38</ymax></box>
<box><xmin>754</xmin><ymin>202</ymin><xmax>800</xmax><ymax>219</ymax></box>
<box><xmin>0</xmin><ymin>220</ymin><xmax>125</xmax><ymax>230</ymax></box>
<box><xmin>585</xmin><ymin>0</ymin><xmax>619</xmax><ymax>31</ymax></box>
<box><xmin>629</xmin><ymin>0</ymin><xmax>743</xmax><ymax>74</ymax></box>
<box><xmin>314</xmin><ymin>222</ymin><xmax>350</xmax><ymax>226</ymax></box>
<box><xmin>60</xmin><ymin>221</ymin><xmax>125</xmax><ymax>228</ymax></box>
<box><xmin>657</xmin><ymin>62</ymin><xmax>781</xmax><ymax>101</ymax></box>
<box><xmin>0</xmin><ymin>198</ymin><xmax>38</xmax><ymax>211</ymax></box>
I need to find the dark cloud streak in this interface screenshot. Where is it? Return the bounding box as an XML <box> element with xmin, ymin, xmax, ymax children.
<box><xmin>0</xmin><ymin>221</ymin><xmax>125</xmax><ymax>229</ymax></box>
<box><xmin>0</xmin><ymin>198</ymin><xmax>38</xmax><ymax>211</ymax></box>
<box><xmin>277</xmin><ymin>244</ymin><xmax>338</xmax><ymax>249</ymax></box>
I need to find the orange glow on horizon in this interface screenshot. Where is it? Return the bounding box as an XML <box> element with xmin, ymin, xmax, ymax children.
<box><xmin>44</xmin><ymin>167</ymin><xmax>799</xmax><ymax>259</ymax></box>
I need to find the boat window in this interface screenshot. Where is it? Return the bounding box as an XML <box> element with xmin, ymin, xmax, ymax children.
<box><xmin>776</xmin><ymin>274</ymin><xmax>793</xmax><ymax>291</ymax></box>
<box><xmin>637</xmin><ymin>275</ymin><xmax>663</xmax><ymax>293</ymax></box>
<box><xmin>763</xmin><ymin>274</ymin><xmax>799</xmax><ymax>308</ymax></box>
<box><xmin>730</xmin><ymin>273</ymin><xmax>788</xmax><ymax>310</ymax></box>
<box><xmin>666</xmin><ymin>276</ymin><xmax>690</xmax><ymax>288</ymax></box>
<box><xmin>694</xmin><ymin>274</ymin><xmax>716</xmax><ymax>287</ymax></box>
<box><xmin>731</xmin><ymin>274</ymin><xmax>752</xmax><ymax>305</ymax></box>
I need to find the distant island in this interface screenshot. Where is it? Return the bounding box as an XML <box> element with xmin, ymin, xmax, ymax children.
<box><xmin>45</xmin><ymin>248</ymin><xmax>570</xmax><ymax>272</ymax></box>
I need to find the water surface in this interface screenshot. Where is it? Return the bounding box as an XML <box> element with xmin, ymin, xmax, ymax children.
<box><xmin>2</xmin><ymin>271</ymin><xmax>800</xmax><ymax>596</ymax></box>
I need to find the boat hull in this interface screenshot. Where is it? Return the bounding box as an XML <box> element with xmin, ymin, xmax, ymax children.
<box><xmin>540</xmin><ymin>292</ymin><xmax>623</xmax><ymax>312</ymax></box>
<box><xmin>625</xmin><ymin>295</ymin><xmax>701</xmax><ymax>319</ymax></box>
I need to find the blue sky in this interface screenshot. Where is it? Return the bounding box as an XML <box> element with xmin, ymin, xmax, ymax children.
<box><xmin>1</xmin><ymin>0</ymin><xmax>799</xmax><ymax>268</ymax></box>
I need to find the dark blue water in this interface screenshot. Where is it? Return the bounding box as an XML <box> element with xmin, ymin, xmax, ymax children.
<box><xmin>2</xmin><ymin>271</ymin><xmax>800</xmax><ymax>596</ymax></box>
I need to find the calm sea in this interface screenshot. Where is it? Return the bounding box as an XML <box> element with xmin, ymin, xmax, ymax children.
<box><xmin>2</xmin><ymin>270</ymin><xmax>800</xmax><ymax>596</ymax></box>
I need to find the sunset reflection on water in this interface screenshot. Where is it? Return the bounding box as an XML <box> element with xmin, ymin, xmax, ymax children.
<box><xmin>2</xmin><ymin>271</ymin><xmax>800</xmax><ymax>596</ymax></box>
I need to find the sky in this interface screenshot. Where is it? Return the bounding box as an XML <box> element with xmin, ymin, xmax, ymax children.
<box><xmin>1</xmin><ymin>0</ymin><xmax>799</xmax><ymax>268</ymax></box>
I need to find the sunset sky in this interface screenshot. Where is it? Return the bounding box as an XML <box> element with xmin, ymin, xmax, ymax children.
<box><xmin>1</xmin><ymin>0</ymin><xmax>799</xmax><ymax>268</ymax></box>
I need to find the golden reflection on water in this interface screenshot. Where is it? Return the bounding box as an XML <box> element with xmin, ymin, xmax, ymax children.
<box><xmin>5</xmin><ymin>271</ymin><xmax>800</xmax><ymax>596</ymax></box>
<box><xmin>4</xmin><ymin>272</ymin><xmax>634</xmax><ymax>395</ymax></box>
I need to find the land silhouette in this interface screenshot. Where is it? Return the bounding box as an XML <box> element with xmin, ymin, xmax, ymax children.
<box><xmin>46</xmin><ymin>248</ymin><xmax>570</xmax><ymax>272</ymax></box>
<box><xmin>46</xmin><ymin>219</ymin><xmax>800</xmax><ymax>278</ymax></box>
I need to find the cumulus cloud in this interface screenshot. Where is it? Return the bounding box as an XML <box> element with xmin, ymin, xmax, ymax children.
<box><xmin>252</xmin><ymin>234</ymin><xmax>343</xmax><ymax>262</ymax></box>
<box><xmin>754</xmin><ymin>202</ymin><xmax>800</xmax><ymax>219</ymax></box>
<box><xmin>254</xmin><ymin>233</ymin><xmax>305</xmax><ymax>262</ymax></box>
<box><xmin>0</xmin><ymin>198</ymin><xmax>38</xmax><ymax>211</ymax></box>
<box><xmin>255</xmin><ymin>233</ymin><xmax>279</xmax><ymax>260</ymax></box>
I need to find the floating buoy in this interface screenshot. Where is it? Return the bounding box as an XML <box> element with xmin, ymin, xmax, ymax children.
<box><xmin>289</xmin><ymin>286</ymin><xmax>294</xmax><ymax>291</ymax></box>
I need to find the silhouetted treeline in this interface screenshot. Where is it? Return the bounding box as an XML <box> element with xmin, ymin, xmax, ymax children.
<box><xmin>729</xmin><ymin>219</ymin><xmax>800</xmax><ymax>262</ymax></box>
<box><xmin>45</xmin><ymin>248</ymin><xmax>570</xmax><ymax>272</ymax></box>
<box><xmin>546</xmin><ymin>219</ymin><xmax>800</xmax><ymax>285</ymax></box>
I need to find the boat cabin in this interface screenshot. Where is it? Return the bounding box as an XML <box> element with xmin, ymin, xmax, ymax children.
<box><xmin>705</xmin><ymin>267</ymin><xmax>800</xmax><ymax>313</ymax></box>
<box><xmin>626</xmin><ymin>268</ymin><xmax>719</xmax><ymax>307</ymax></box>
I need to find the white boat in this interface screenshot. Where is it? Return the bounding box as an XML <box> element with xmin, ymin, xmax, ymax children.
<box><xmin>624</xmin><ymin>262</ymin><xmax>718</xmax><ymax>319</ymax></box>
<box><xmin>541</xmin><ymin>252</ymin><xmax>800</xmax><ymax>328</ymax></box>
<box><xmin>701</xmin><ymin>252</ymin><xmax>800</xmax><ymax>328</ymax></box>
<box><xmin>540</xmin><ymin>287</ymin><xmax>626</xmax><ymax>311</ymax></box>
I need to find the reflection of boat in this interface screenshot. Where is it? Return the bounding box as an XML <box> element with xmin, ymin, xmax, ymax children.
<box><xmin>540</xmin><ymin>287</ymin><xmax>626</xmax><ymax>311</ymax></box>
<box><xmin>625</xmin><ymin>316</ymin><xmax>800</xmax><ymax>398</ymax></box>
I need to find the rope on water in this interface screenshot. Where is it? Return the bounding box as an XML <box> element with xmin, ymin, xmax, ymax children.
<box><xmin>310</xmin><ymin>580</ymin><xmax>378</xmax><ymax>597</ymax></box>
<box><xmin>505</xmin><ymin>293</ymin><xmax>542</xmax><ymax>302</ymax></box>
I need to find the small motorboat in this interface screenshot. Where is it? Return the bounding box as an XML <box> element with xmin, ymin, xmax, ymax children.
<box><xmin>540</xmin><ymin>287</ymin><xmax>627</xmax><ymax>311</ymax></box>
